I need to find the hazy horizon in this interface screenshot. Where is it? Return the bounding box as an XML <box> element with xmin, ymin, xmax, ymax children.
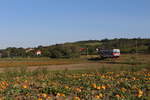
<box><xmin>0</xmin><ymin>0</ymin><xmax>150</xmax><ymax>49</ymax></box>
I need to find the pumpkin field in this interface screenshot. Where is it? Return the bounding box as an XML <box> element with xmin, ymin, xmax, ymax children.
<box><xmin>0</xmin><ymin>68</ymin><xmax>149</xmax><ymax>100</ymax></box>
<box><xmin>0</xmin><ymin>54</ymin><xmax>149</xmax><ymax>100</ymax></box>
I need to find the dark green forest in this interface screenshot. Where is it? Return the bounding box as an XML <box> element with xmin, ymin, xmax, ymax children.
<box><xmin>0</xmin><ymin>38</ymin><xmax>150</xmax><ymax>58</ymax></box>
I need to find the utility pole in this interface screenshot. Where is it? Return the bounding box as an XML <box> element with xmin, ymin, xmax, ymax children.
<box><xmin>135</xmin><ymin>38</ymin><xmax>138</xmax><ymax>64</ymax></box>
<box><xmin>136</xmin><ymin>39</ymin><xmax>138</xmax><ymax>54</ymax></box>
<box><xmin>7</xmin><ymin>51</ymin><xmax>10</xmax><ymax>58</ymax></box>
<box><xmin>87</xmin><ymin>48</ymin><xmax>88</xmax><ymax>56</ymax></box>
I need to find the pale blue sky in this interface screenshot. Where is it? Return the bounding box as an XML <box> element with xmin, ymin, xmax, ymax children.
<box><xmin>0</xmin><ymin>0</ymin><xmax>150</xmax><ymax>49</ymax></box>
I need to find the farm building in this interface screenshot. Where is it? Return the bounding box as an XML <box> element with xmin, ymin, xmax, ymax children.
<box><xmin>36</xmin><ymin>50</ymin><xmax>42</xmax><ymax>56</ymax></box>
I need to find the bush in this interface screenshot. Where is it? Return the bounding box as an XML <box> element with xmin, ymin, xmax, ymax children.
<box><xmin>45</xmin><ymin>45</ymin><xmax>80</xmax><ymax>58</ymax></box>
<box><xmin>51</xmin><ymin>50</ymin><xmax>63</xmax><ymax>58</ymax></box>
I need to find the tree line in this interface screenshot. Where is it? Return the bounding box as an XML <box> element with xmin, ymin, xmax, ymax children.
<box><xmin>0</xmin><ymin>44</ymin><xmax>80</xmax><ymax>58</ymax></box>
<box><xmin>0</xmin><ymin>38</ymin><xmax>150</xmax><ymax>58</ymax></box>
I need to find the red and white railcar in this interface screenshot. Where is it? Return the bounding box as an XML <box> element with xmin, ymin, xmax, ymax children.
<box><xmin>98</xmin><ymin>49</ymin><xmax>120</xmax><ymax>58</ymax></box>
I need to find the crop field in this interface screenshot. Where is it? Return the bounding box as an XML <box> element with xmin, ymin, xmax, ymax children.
<box><xmin>0</xmin><ymin>54</ymin><xmax>150</xmax><ymax>68</ymax></box>
<box><xmin>0</xmin><ymin>58</ymin><xmax>88</xmax><ymax>68</ymax></box>
<box><xmin>0</xmin><ymin>68</ymin><xmax>149</xmax><ymax>100</ymax></box>
<box><xmin>0</xmin><ymin>54</ymin><xmax>149</xmax><ymax>100</ymax></box>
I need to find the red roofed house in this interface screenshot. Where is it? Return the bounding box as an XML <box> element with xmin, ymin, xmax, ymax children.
<box><xmin>36</xmin><ymin>50</ymin><xmax>42</xmax><ymax>56</ymax></box>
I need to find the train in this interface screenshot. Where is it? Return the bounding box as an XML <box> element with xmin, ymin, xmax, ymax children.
<box><xmin>97</xmin><ymin>49</ymin><xmax>120</xmax><ymax>58</ymax></box>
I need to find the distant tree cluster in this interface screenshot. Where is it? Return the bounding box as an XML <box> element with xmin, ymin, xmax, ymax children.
<box><xmin>74</xmin><ymin>38</ymin><xmax>150</xmax><ymax>54</ymax></box>
<box><xmin>42</xmin><ymin>44</ymin><xmax>80</xmax><ymax>58</ymax></box>
<box><xmin>100</xmin><ymin>38</ymin><xmax>150</xmax><ymax>53</ymax></box>
<box><xmin>0</xmin><ymin>47</ymin><xmax>26</xmax><ymax>58</ymax></box>
<box><xmin>0</xmin><ymin>45</ymin><xmax>80</xmax><ymax>58</ymax></box>
<box><xmin>0</xmin><ymin>38</ymin><xmax>149</xmax><ymax>58</ymax></box>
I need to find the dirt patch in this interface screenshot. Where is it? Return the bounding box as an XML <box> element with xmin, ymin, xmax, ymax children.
<box><xmin>0</xmin><ymin>62</ymin><xmax>129</xmax><ymax>72</ymax></box>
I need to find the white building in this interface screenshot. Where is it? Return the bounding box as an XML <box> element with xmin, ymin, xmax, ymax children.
<box><xmin>36</xmin><ymin>50</ymin><xmax>42</xmax><ymax>56</ymax></box>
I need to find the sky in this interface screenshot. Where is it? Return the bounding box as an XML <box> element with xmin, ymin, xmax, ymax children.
<box><xmin>0</xmin><ymin>0</ymin><xmax>150</xmax><ymax>49</ymax></box>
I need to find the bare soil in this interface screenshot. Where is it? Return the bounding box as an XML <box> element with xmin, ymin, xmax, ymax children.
<box><xmin>0</xmin><ymin>62</ymin><xmax>129</xmax><ymax>72</ymax></box>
